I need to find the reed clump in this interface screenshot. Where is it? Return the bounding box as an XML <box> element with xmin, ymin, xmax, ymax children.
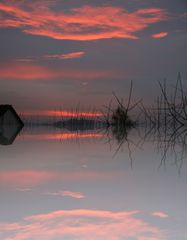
<box><xmin>104</xmin><ymin>81</ymin><xmax>138</xmax><ymax>127</ymax></box>
<box><xmin>102</xmin><ymin>81</ymin><xmax>140</xmax><ymax>145</ymax></box>
<box><xmin>110</xmin><ymin>105</ymin><xmax>136</xmax><ymax>143</ymax></box>
<box><xmin>111</xmin><ymin>105</ymin><xmax>135</xmax><ymax>127</ymax></box>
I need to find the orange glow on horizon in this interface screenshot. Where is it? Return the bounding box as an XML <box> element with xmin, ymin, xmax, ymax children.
<box><xmin>22</xmin><ymin>110</ymin><xmax>103</xmax><ymax>118</ymax></box>
<box><xmin>45</xmin><ymin>133</ymin><xmax>102</xmax><ymax>140</ymax></box>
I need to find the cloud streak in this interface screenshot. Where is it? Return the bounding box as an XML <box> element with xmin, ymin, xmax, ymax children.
<box><xmin>45</xmin><ymin>190</ymin><xmax>85</xmax><ymax>199</ymax></box>
<box><xmin>16</xmin><ymin>51</ymin><xmax>86</xmax><ymax>62</ymax></box>
<box><xmin>0</xmin><ymin>1</ymin><xmax>168</xmax><ymax>41</ymax></box>
<box><xmin>152</xmin><ymin>32</ymin><xmax>168</xmax><ymax>38</ymax></box>
<box><xmin>152</xmin><ymin>212</ymin><xmax>169</xmax><ymax>219</ymax></box>
<box><xmin>43</xmin><ymin>52</ymin><xmax>85</xmax><ymax>60</ymax></box>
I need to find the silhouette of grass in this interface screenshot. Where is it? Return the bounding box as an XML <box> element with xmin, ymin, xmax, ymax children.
<box><xmin>139</xmin><ymin>73</ymin><xmax>187</xmax><ymax>170</ymax></box>
<box><xmin>102</xmin><ymin>81</ymin><xmax>139</xmax><ymax>143</ymax></box>
<box><xmin>141</xmin><ymin>73</ymin><xmax>187</xmax><ymax>129</ymax></box>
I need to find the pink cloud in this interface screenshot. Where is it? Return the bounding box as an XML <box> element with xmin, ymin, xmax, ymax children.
<box><xmin>152</xmin><ymin>32</ymin><xmax>168</xmax><ymax>38</ymax></box>
<box><xmin>0</xmin><ymin>170</ymin><xmax>58</xmax><ymax>188</ymax></box>
<box><xmin>0</xmin><ymin>170</ymin><xmax>124</xmax><ymax>188</ymax></box>
<box><xmin>0</xmin><ymin>1</ymin><xmax>168</xmax><ymax>41</ymax></box>
<box><xmin>152</xmin><ymin>212</ymin><xmax>169</xmax><ymax>219</ymax></box>
<box><xmin>0</xmin><ymin>62</ymin><xmax>114</xmax><ymax>80</ymax></box>
<box><xmin>45</xmin><ymin>191</ymin><xmax>85</xmax><ymax>199</ymax></box>
<box><xmin>0</xmin><ymin>63</ymin><xmax>55</xmax><ymax>80</ymax></box>
<box><xmin>0</xmin><ymin>209</ymin><xmax>164</xmax><ymax>240</ymax></box>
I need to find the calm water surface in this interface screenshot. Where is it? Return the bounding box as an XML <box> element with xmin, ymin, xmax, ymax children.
<box><xmin>0</xmin><ymin>127</ymin><xmax>187</xmax><ymax>239</ymax></box>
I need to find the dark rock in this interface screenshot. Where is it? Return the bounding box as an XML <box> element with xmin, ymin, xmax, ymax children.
<box><xmin>0</xmin><ymin>105</ymin><xmax>24</xmax><ymax>145</ymax></box>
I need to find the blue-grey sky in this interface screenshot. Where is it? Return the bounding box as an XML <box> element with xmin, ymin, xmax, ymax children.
<box><xmin>0</xmin><ymin>0</ymin><xmax>187</xmax><ymax>114</ymax></box>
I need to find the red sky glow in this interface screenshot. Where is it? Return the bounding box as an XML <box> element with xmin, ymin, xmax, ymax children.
<box><xmin>0</xmin><ymin>62</ymin><xmax>113</xmax><ymax>80</ymax></box>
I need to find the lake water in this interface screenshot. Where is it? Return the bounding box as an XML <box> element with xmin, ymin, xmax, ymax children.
<box><xmin>0</xmin><ymin>126</ymin><xmax>187</xmax><ymax>239</ymax></box>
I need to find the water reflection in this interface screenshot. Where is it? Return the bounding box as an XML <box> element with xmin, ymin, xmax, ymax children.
<box><xmin>20</xmin><ymin>132</ymin><xmax>103</xmax><ymax>141</ymax></box>
<box><xmin>0</xmin><ymin>124</ymin><xmax>22</xmax><ymax>145</ymax></box>
<box><xmin>0</xmin><ymin>209</ymin><xmax>166</xmax><ymax>240</ymax></box>
<box><xmin>0</xmin><ymin>126</ymin><xmax>187</xmax><ymax>239</ymax></box>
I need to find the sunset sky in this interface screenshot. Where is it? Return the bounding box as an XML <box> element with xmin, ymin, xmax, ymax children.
<box><xmin>0</xmin><ymin>0</ymin><xmax>187</xmax><ymax>113</ymax></box>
